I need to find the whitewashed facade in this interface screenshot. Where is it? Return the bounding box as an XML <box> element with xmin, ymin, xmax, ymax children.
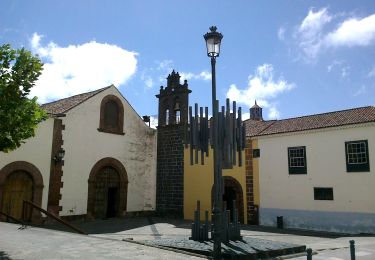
<box><xmin>255</xmin><ymin>119</ymin><xmax>375</xmax><ymax>233</ymax></box>
<box><xmin>0</xmin><ymin>86</ymin><xmax>157</xmax><ymax>221</ymax></box>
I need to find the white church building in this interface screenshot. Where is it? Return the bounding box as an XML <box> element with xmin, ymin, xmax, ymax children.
<box><xmin>0</xmin><ymin>85</ymin><xmax>157</xmax><ymax>222</ymax></box>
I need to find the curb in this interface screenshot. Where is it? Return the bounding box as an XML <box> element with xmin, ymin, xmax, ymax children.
<box><xmin>274</xmin><ymin>250</ymin><xmax>317</xmax><ymax>259</ymax></box>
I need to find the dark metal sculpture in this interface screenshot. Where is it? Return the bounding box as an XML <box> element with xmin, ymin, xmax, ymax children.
<box><xmin>187</xmin><ymin>99</ymin><xmax>245</xmax><ymax>168</ymax></box>
<box><xmin>222</xmin><ymin>200</ymin><xmax>242</xmax><ymax>242</ymax></box>
<box><xmin>190</xmin><ymin>201</ymin><xmax>209</xmax><ymax>241</ymax></box>
<box><xmin>190</xmin><ymin>199</ymin><xmax>242</xmax><ymax>243</ymax></box>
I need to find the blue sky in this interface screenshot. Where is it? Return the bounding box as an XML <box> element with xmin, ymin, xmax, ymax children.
<box><xmin>1</xmin><ymin>1</ymin><xmax>375</xmax><ymax>126</ymax></box>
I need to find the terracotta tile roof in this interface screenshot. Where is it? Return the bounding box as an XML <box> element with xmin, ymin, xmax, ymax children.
<box><xmin>41</xmin><ymin>86</ymin><xmax>111</xmax><ymax>114</ymax></box>
<box><xmin>244</xmin><ymin>119</ymin><xmax>275</xmax><ymax>137</ymax></box>
<box><xmin>245</xmin><ymin>106</ymin><xmax>375</xmax><ymax>137</ymax></box>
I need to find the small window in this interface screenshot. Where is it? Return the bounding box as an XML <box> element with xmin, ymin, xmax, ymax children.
<box><xmin>253</xmin><ymin>149</ymin><xmax>260</xmax><ymax>158</ymax></box>
<box><xmin>165</xmin><ymin>109</ymin><xmax>170</xmax><ymax>125</ymax></box>
<box><xmin>104</xmin><ymin>100</ymin><xmax>119</xmax><ymax>128</ymax></box>
<box><xmin>288</xmin><ymin>146</ymin><xmax>307</xmax><ymax>174</ymax></box>
<box><xmin>175</xmin><ymin>110</ymin><xmax>181</xmax><ymax>124</ymax></box>
<box><xmin>314</xmin><ymin>187</ymin><xmax>334</xmax><ymax>200</ymax></box>
<box><xmin>345</xmin><ymin>140</ymin><xmax>370</xmax><ymax>172</ymax></box>
<box><xmin>98</xmin><ymin>95</ymin><xmax>124</xmax><ymax>135</ymax></box>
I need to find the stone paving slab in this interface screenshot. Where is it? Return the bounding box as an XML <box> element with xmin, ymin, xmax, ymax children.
<box><xmin>142</xmin><ymin>237</ymin><xmax>306</xmax><ymax>259</ymax></box>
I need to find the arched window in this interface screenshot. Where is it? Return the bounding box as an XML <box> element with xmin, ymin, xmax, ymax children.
<box><xmin>104</xmin><ymin>100</ymin><xmax>119</xmax><ymax>128</ymax></box>
<box><xmin>175</xmin><ymin>110</ymin><xmax>181</xmax><ymax>124</ymax></box>
<box><xmin>99</xmin><ymin>95</ymin><xmax>124</xmax><ymax>135</ymax></box>
<box><xmin>174</xmin><ymin>102</ymin><xmax>181</xmax><ymax>124</ymax></box>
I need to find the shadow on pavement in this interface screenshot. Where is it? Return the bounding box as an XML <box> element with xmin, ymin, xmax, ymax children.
<box><xmin>240</xmin><ymin>224</ymin><xmax>355</xmax><ymax>238</ymax></box>
<box><xmin>0</xmin><ymin>251</ymin><xmax>13</xmax><ymax>260</ymax></box>
<box><xmin>41</xmin><ymin>216</ymin><xmax>151</xmax><ymax>234</ymax></box>
<box><xmin>27</xmin><ymin>216</ymin><xmax>375</xmax><ymax>238</ymax></box>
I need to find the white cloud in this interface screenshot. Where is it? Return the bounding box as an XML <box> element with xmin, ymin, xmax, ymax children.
<box><xmin>326</xmin><ymin>60</ymin><xmax>350</xmax><ymax>78</ymax></box>
<box><xmin>353</xmin><ymin>85</ymin><xmax>367</xmax><ymax>97</ymax></box>
<box><xmin>157</xmin><ymin>60</ymin><xmax>173</xmax><ymax>71</ymax></box>
<box><xmin>242</xmin><ymin>112</ymin><xmax>250</xmax><ymax>121</ymax></box>
<box><xmin>226</xmin><ymin>64</ymin><xmax>295</xmax><ymax>119</ymax></box>
<box><xmin>368</xmin><ymin>66</ymin><xmax>375</xmax><ymax>78</ymax></box>
<box><xmin>296</xmin><ymin>8</ymin><xmax>332</xmax><ymax>60</ymax></box>
<box><xmin>149</xmin><ymin>115</ymin><xmax>158</xmax><ymax>129</ymax></box>
<box><xmin>180</xmin><ymin>71</ymin><xmax>211</xmax><ymax>82</ymax></box>
<box><xmin>153</xmin><ymin>59</ymin><xmax>211</xmax><ymax>85</ymax></box>
<box><xmin>268</xmin><ymin>106</ymin><xmax>280</xmax><ymax>119</ymax></box>
<box><xmin>278</xmin><ymin>27</ymin><xmax>286</xmax><ymax>41</ymax></box>
<box><xmin>341</xmin><ymin>66</ymin><xmax>350</xmax><ymax>78</ymax></box>
<box><xmin>299</xmin><ymin>8</ymin><xmax>332</xmax><ymax>35</ymax></box>
<box><xmin>30</xmin><ymin>32</ymin><xmax>137</xmax><ymax>103</ymax></box>
<box><xmin>140</xmin><ymin>72</ymin><xmax>154</xmax><ymax>88</ymax></box>
<box><xmin>294</xmin><ymin>9</ymin><xmax>375</xmax><ymax>60</ymax></box>
<box><xmin>325</xmin><ymin>14</ymin><xmax>375</xmax><ymax>47</ymax></box>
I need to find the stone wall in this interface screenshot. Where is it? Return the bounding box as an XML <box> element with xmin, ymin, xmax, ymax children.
<box><xmin>156</xmin><ymin>124</ymin><xmax>185</xmax><ymax>217</ymax></box>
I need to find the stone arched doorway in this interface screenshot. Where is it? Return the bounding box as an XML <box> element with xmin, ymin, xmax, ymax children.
<box><xmin>0</xmin><ymin>161</ymin><xmax>44</xmax><ymax>222</ymax></box>
<box><xmin>87</xmin><ymin>158</ymin><xmax>128</xmax><ymax>219</ymax></box>
<box><xmin>223</xmin><ymin>176</ymin><xmax>244</xmax><ymax>224</ymax></box>
<box><xmin>211</xmin><ymin>176</ymin><xmax>244</xmax><ymax>224</ymax></box>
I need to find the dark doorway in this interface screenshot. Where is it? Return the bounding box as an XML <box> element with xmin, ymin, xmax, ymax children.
<box><xmin>106</xmin><ymin>187</ymin><xmax>118</xmax><ymax>218</ymax></box>
<box><xmin>223</xmin><ymin>186</ymin><xmax>237</xmax><ymax>222</ymax></box>
<box><xmin>211</xmin><ymin>176</ymin><xmax>245</xmax><ymax>223</ymax></box>
<box><xmin>94</xmin><ymin>166</ymin><xmax>120</xmax><ymax>219</ymax></box>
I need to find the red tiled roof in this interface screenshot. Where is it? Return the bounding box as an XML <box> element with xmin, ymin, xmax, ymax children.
<box><xmin>245</xmin><ymin>106</ymin><xmax>375</xmax><ymax>137</ymax></box>
<box><xmin>41</xmin><ymin>86</ymin><xmax>111</xmax><ymax>114</ymax></box>
<box><xmin>244</xmin><ymin>119</ymin><xmax>275</xmax><ymax>137</ymax></box>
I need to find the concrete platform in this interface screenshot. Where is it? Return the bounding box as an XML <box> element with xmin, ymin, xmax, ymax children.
<box><xmin>142</xmin><ymin>237</ymin><xmax>306</xmax><ymax>259</ymax></box>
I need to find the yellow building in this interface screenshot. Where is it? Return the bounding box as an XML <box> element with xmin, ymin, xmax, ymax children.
<box><xmin>182</xmin><ymin>101</ymin><xmax>267</xmax><ymax>224</ymax></box>
<box><xmin>155</xmin><ymin>71</ymin><xmax>261</xmax><ymax>224</ymax></box>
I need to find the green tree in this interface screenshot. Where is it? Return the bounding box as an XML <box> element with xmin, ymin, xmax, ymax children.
<box><xmin>0</xmin><ymin>44</ymin><xmax>47</xmax><ymax>152</ymax></box>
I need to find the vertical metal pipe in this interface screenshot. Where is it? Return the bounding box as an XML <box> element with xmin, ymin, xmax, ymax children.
<box><xmin>306</xmin><ymin>248</ymin><xmax>312</xmax><ymax>260</ymax></box>
<box><xmin>205</xmin><ymin>106</ymin><xmax>209</xmax><ymax>156</ymax></box>
<box><xmin>189</xmin><ymin>106</ymin><xmax>193</xmax><ymax>165</ymax></box>
<box><xmin>350</xmin><ymin>240</ymin><xmax>356</xmax><ymax>260</ymax></box>
<box><xmin>195</xmin><ymin>103</ymin><xmax>199</xmax><ymax>164</ymax></box>
<box><xmin>200</xmin><ymin>106</ymin><xmax>204</xmax><ymax>165</ymax></box>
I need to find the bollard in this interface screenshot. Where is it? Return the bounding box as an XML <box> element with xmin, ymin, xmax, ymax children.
<box><xmin>350</xmin><ymin>240</ymin><xmax>355</xmax><ymax>260</ymax></box>
<box><xmin>306</xmin><ymin>248</ymin><xmax>312</xmax><ymax>260</ymax></box>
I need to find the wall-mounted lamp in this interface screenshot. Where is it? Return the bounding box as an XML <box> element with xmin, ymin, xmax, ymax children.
<box><xmin>54</xmin><ymin>148</ymin><xmax>65</xmax><ymax>162</ymax></box>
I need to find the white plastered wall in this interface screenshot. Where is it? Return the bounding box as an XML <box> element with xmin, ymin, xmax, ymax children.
<box><xmin>258</xmin><ymin>123</ymin><xmax>375</xmax><ymax>214</ymax></box>
<box><xmin>0</xmin><ymin>119</ymin><xmax>55</xmax><ymax>210</ymax></box>
<box><xmin>59</xmin><ymin>86</ymin><xmax>157</xmax><ymax>216</ymax></box>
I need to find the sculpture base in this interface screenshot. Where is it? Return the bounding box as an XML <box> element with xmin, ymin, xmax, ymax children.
<box><xmin>143</xmin><ymin>236</ymin><xmax>306</xmax><ymax>259</ymax></box>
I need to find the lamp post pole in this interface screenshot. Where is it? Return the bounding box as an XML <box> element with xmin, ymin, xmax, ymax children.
<box><xmin>204</xmin><ymin>26</ymin><xmax>223</xmax><ymax>259</ymax></box>
<box><xmin>211</xmin><ymin>55</ymin><xmax>222</xmax><ymax>259</ymax></box>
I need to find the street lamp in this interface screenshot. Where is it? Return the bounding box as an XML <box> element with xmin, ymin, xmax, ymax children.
<box><xmin>204</xmin><ymin>25</ymin><xmax>223</xmax><ymax>259</ymax></box>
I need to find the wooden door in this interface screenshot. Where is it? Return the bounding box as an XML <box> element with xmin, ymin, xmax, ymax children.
<box><xmin>1</xmin><ymin>171</ymin><xmax>33</xmax><ymax>220</ymax></box>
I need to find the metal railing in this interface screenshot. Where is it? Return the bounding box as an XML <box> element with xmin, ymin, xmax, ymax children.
<box><xmin>22</xmin><ymin>200</ymin><xmax>87</xmax><ymax>235</ymax></box>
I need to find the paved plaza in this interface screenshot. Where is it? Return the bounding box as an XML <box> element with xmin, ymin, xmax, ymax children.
<box><xmin>1</xmin><ymin>217</ymin><xmax>375</xmax><ymax>259</ymax></box>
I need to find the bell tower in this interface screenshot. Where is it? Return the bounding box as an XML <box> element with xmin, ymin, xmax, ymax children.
<box><xmin>250</xmin><ymin>100</ymin><xmax>263</xmax><ymax>121</ymax></box>
<box><xmin>156</xmin><ymin>70</ymin><xmax>191</xmax><ymax>126</ymax></box>
<box><xmin>155</xmin><ymin>70</ymin><xmax>191</xmax><ymax>216</ymax></box>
